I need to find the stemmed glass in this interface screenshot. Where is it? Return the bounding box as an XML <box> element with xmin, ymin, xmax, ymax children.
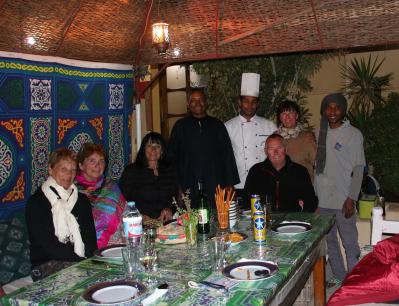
<box><xmin>138</xmin><ymin>241</ymin><xmax>158</xmax><ymax>285</ymax></box>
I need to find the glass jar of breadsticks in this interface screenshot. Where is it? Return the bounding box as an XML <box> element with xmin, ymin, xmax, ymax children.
<box><xmin>214</xmin><ymin>185</ymin><xmax>235</xmax><ymax>231</ymax></box>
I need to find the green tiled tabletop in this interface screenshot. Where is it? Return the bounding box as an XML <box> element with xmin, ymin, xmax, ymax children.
<box><xmin>1</xmin><ymin>212</ymin><xmax>335</xmax><ymax>306</ymax></box>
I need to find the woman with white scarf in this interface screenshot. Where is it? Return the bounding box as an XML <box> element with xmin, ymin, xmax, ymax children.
<box><xmin>275</xmin><ymin>100</ymin><xmax>317</xmax><ymax>182</ymax></box>
<box><xmin>26</xmin><ymin>148</ymin><xmax>97</xmax><ymax>281</ymax></box>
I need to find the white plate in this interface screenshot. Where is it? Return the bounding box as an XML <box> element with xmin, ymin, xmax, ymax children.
<box><xmin>82</xmin><ymin>280</ymin><xmax>146</xmax><ymax>305</ymax></box>
<box><xmin>272</xmin><ymin>222</ymin><xmax>312</xmax><ymax>235</ymax></box>
<box><xmin>101</xmin><ymin>247</ymin><xmax>123</xmax><ymax>259</ymax></box>
<box><xmin>94</xmin><ymin>244</ymin><xmax>126</xmax><ymax>261</ymax></box>
<box><xmin>240</xmin><ymin>210</ymin><xmax>252</xmax><ymax>219</ymax></box>
<box><xmin>223</xmin><ymin>261</ymin><xmax>278</xmax><ymax>281</ymax></box>
<box><xmin>93</xmin><ymin>285</ymin><xmax>138</xmax><ymax>303</ymax></box>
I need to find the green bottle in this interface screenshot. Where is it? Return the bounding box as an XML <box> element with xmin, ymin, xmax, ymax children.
<box><xmin>197</xmin><ymin>181</ymin><xmax>210</xmax><ymax>234</ymax></box>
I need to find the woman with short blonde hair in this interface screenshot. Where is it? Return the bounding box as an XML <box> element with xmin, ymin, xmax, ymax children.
<box><xmin>26</xmin><ymin>148</ymin><xmax>97</xmax><ymax>281</ymax></box>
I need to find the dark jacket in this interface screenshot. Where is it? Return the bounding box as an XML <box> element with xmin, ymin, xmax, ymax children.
<box><xmin>243</xmin><ymin>156</ymin><xmax>318</xmax><ymax>212</ymax></box>
<box><xmin>167</xmin><ymin>115</ymin><xmax>239</xmax><ymax>208</ymax></box>
<box><xmin>119</xmin><ymin>163</ymin><xmax>179</xmax><ymax>219</ymax></box>
<box><xmin>26</xmin><ymin>188</ymin><xmax>97</xmax><ymax>267</ymax></box>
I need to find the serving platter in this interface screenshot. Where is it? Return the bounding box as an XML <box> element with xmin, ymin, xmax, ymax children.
<box><xmin>222</xmin><ymin>261</ymin><xmax>278</xmax><ymax>281</ymax></box>
<box><xmin>82</xmin><ymin>280</ymin><xmax>146</xmax><ymax>305</ymax></box>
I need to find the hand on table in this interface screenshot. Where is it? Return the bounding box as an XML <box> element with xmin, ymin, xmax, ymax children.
<box><xmin>342</xmin><ymin>197</ymin><xmax>356</xmax><ymax>218</ymax></box>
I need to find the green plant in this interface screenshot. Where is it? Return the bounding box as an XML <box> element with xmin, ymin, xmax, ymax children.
<box><xmin>341</xmin><ymin>54</ymin><xmax>397</xmax><ymax>200</ymax></box>
<box><xmin>173</xmin><ymin>190</ymin><xmax>198</xmax><ymax>222</ymax></box>
<box><xmin>361</xmin><ymin>93</ymin><xmax>399</xmax><ymax>200</ymax></box>
<box><xmin>192</xmin><ymin>53</ymin><xmax>326</xmax><ymax>124</ymax></box>
<box><xmin>133</xmin><ymin>64</ymin><xmax>150</xmax><ymax>80</ymax></box>
<box><xmin>341</xmin><ymin>55</ymin><xmax>393</xmax><ymax>116</ymax></box>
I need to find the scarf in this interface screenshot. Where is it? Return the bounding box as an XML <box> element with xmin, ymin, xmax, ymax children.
<box><xmin>277</xmin><ymin>124</ymin><xmax>304</xmax><ymax>139</ymax></box>
<box><xmin>41</xmin><ymin>176</ymin><xmax>85</xmax><ymax>257</ymax></box>
<box><xmin>315</xmin><ymin>117</ymin><xmax>328</xmax><ymax>174</ymax></box>
<box><xmin>75</xmin><ymin>173</ymin><xmax>125</xmax><ymax>249</ymax></box>
<box><xmin>315</xmin><ymin>93</ymin><xmax>348</xmax><ymax>174</ymax></box>
<box><xmin>75</xmin><ymin>173</ymin><xmax>104</xmax><ymax>191</ymax></box>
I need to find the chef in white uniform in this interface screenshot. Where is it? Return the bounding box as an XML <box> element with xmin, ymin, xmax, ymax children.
<box><xmin>225</xmin><ymin>73</ymin><xmax>276</xmax><ymax>199</ymax></box>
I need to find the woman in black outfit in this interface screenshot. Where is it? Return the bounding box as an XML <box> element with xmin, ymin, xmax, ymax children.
<box><xmin>26</xmin><ymin>148</ymin><xmax>97</xmax><ymax>281</ymax></box>
<box><xmin>119</xmin><ymin>132</ymin><xmax>179</xmax><ymax>222</ymax></box>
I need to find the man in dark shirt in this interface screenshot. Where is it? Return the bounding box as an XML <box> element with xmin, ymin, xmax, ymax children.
<box><xmin>167</xmin><ymin>89</ymin><xmax>239</xmax><ymax>209</ymax></box>
<box><xmin>244</xmin><ymin>134</ymin><xmax>318</xmax><ymax>212</ymax></box>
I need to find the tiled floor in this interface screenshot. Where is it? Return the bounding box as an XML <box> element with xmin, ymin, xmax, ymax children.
<box><xmin>293</xmin><ymin>262</ymin><xmax>340</xmax><ymax>306</ymax></box>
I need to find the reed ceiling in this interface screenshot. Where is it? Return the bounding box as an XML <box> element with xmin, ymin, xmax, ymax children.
<box><xmin>0</xmin><ymin>0</ymin><xmax>398</xmax><ymax>65</ymax></box>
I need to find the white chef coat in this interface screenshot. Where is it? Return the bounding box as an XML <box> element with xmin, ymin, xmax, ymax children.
<box><xmin>225</xmin><ymin>114</ymin><xmax>276</xmax><ymax>189</ymax></box>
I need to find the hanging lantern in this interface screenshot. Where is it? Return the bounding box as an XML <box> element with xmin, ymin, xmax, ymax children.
<box><xmin>152</xmin><ymin>22</ymin><xmax>170</xmax><ymax>54</ymax></box>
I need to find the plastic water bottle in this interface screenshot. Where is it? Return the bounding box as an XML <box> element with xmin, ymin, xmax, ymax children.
<box><xmin>122</xmin><ymin>201</ymin><xmax>143</xmax><ymax>246</ymax></box>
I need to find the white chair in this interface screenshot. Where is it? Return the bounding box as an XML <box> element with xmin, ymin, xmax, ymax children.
<box><xmin>371</xmin><ymin>206</ymin><xmax>399</xmax><ymax>245</ymax></box>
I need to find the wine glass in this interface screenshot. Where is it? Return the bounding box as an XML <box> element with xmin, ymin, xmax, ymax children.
<box><xmin>144</xmin><ymin>227</ymin><xmax>157</xmax><ymax>245</ymax></box>
<box><xmin>139</xmin><ymin>246</ymin><xmax>158</xmax><ymax>285</ymax></box>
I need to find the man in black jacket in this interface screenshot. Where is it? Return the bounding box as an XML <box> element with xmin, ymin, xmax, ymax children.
<box><xmin>167</xmin><ymin>89</ymin><xmax>239</xmax><ymax>209</ymax></box>
<box><xmin>243</xmin><ymin>134</ymin><xmax>318</xmax><ymax>212</ymax></box>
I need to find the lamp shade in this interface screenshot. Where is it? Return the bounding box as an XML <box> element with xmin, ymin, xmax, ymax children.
<box><xmin>152</xmin><ymin>22</ymin><xmax>170</xmax><ymax>54</ymax></box>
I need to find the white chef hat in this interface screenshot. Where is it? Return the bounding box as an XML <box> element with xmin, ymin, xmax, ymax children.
<box><xmin>241</xmin><ymin>73</ymin><xmax>260</xmax><ymax>97</ymax></box>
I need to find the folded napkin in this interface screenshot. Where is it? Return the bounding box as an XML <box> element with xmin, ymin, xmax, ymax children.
<box><xmin>141</xmin><ymin>288</ymin><xmax>168</xmax><ymax>306</ymax></box>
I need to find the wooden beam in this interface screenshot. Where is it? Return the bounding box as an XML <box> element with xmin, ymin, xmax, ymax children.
<box><xmin>159</xmin><ymin>65</ymin><xmax>169</xmax><ymax>141</ymax></box>
<box><xmin>313</xmin><ymin>255</ymin><xmax>326</xmax><ymax>306</ymax></box>
<box><xmin>0</xmin><ymin>0</ymin><xmax>7</xmax><ymax>13</ymax></box>
<box><xmin>137</xmin><ymin>63</ymin><xmax>171</xmax><ymax>98</ymax></box>
<box><xmin>145</xmin><ymin>87</ymin><xmax>153</xmax><ymax>131</ymax></box>
<box><xmin>219</xmin><ymin>6</ymin><xmax>313</xmax><ymax>46</ymax></box>
<box><xmin>309</xmin><ymin>0</ymin><xmax>325</xmax><ymax>49</ymax></box>
<box><xmin>55</xmin><ymin>0</ymin><xmax>83</xmax><ymax>53</ymax></box>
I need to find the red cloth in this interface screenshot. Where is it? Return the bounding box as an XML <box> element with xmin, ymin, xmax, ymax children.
<box><xmin>327</xmin><ymin>234</ymin><xmax>399</xmax><ymax>306</ymax></box>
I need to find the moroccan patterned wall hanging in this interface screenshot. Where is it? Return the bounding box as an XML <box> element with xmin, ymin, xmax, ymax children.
<box><xmin>0</xmin><ymin>55</ymin><xmax>133</xmax><ymax>214</ymax></box>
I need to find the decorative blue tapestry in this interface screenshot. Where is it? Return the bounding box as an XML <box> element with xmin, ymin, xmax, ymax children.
<box><xmin>0</xmin><ymin>55</ymin><xmax>133</xmax><ymax>216</ymax></box>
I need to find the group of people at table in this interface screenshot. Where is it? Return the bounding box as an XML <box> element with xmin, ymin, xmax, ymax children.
<box><xmin>25</xmin><ymin>73</ymin><xmax>365</xmax><ymax>290</ymax></box>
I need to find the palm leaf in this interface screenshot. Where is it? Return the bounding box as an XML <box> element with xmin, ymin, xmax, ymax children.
<box><xmin>341</xmin><ymin>55</ymin><xmax>393</xmax><ymax>116</ymax></box>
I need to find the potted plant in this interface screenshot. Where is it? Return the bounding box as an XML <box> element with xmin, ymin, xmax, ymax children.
<box><xmin>174</xmin><ymin>191</ymin><xmax>199</xmax><ymax>246</ymax></box>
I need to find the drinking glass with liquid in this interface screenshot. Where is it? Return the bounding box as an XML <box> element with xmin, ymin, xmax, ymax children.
<box><xmin>139</xmin><ymin>245</ymin><xmax>158</xmax><ymax>285</ymax></box>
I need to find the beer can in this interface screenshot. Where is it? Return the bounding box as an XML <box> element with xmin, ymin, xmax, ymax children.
<box><xmin>250</xmin><ymin>194</ymin><xmax>262</xmax><ymax>217</ymax></box>
<box><xmin>253</xmin><ymin>212</ymin><xmax>266</xmax><ymax>243</ymax></box>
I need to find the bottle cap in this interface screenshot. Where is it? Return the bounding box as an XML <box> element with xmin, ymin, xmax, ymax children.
<box><xmin>127</xmin><ymin>201</ymin><xmax>135</xmax><ymax>206</ymax></box>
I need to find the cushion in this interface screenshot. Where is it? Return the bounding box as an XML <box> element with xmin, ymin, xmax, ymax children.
<box><xmin>327</xmin><ymin>234</ymin><xmax>399</xmax><ymax>306</ymax></box>
<box><xmin>0</xmin><ymin>211</ymin><xmax>31</xmax><ymax>286</ymax></box>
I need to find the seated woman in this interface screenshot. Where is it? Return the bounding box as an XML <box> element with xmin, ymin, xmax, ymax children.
<box><xmin>275</xmin><ymin>100</ymin><xmax>317</xmax><ymax>182</ymax></box>
<box><xmin>75</xmin><ymin>143</ymin><xmax>127</xmax><ymax>249</ymax></box>
<box><xmin>120</xmin><ymin>132</ymin><xmax>179</xmax><ymax>223</ymax></box>
<box><xmin>26</xmin><ymin>148</ymin><xmax>97</xmax><ymax>281</ymax></box>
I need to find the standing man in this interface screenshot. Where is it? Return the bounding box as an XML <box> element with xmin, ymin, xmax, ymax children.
<box><xmin>167</xmin><ymin>89</ymin><xmax>239</xmax><ymax>209</ymax></box>
<box><xmin>243</xmin><ymin>134</ymin><xmax>318</xmax><ymax>212</ymax></box>
<box><xmin>225</xmin><ymin>73</ymin><xmax>276</xmax><ymax>203</ymax></box>
<box><xmin>315</xmin><ymin>93</ymin><xmax>366</xmax><ymax>285</ymax></box>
